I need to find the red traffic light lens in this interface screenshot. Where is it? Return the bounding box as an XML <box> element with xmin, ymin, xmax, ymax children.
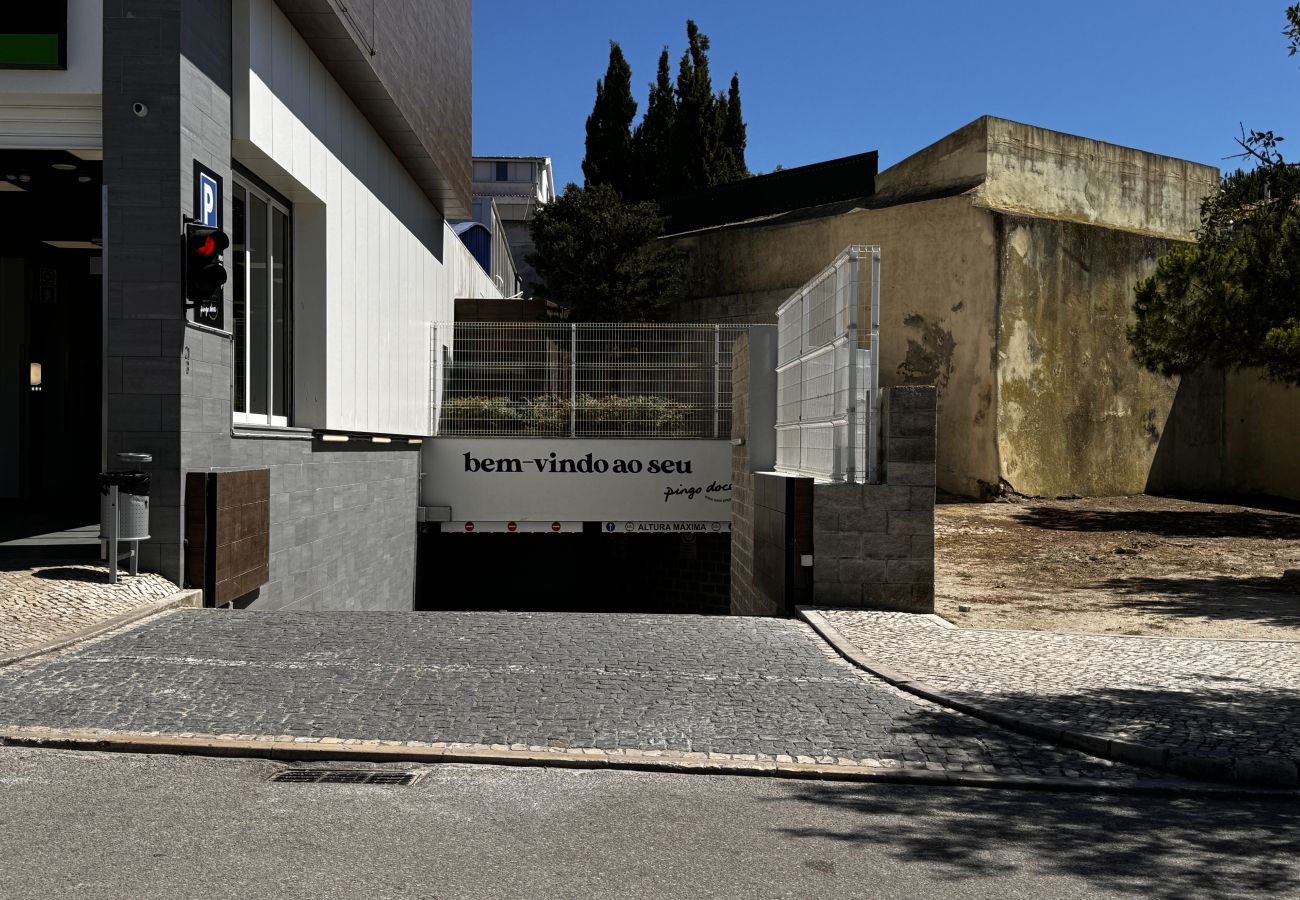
<box><xmin>197</xmin><ymin>235</ymin><xmax>216</xmax><ymax>257</ymax></box>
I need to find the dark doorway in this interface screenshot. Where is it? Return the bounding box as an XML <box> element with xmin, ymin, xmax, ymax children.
<box><xmin>0</xmin><ymin>150</ymin><xmax>103</xmax><ymax>528</ymax></box>
<box><xmin>416</xmin><ymin>529</ymin><xmax>731</xmax><ymax>614</ymax></box>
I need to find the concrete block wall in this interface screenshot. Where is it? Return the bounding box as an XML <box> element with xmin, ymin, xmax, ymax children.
<box><xmin>812</xmin><ymin>386</ymin><xmax>936</xmax><ymax>612</ymax></box>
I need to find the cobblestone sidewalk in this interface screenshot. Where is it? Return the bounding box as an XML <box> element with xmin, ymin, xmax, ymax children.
<box><xmin>0</xmin><ymin>610</ymin><xmax>1179</xmax><ymax>783</ymax></box>
<box><xmin>813</xmin><ymin>610</ymin><xmax>1300</xmax><ymax>778</ymax></box>
<box><xmin>0</xmin><ymin>559</ymin><xmax>178</xmax><ymax>656</ymax></box>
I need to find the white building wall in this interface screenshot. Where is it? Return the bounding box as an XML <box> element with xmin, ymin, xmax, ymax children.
<box><xmin>232</xmin><ymin>0</ymin><xmax>497</xmax><ymax>436</ymax></box>
<box><xmin>0</xmin><ymin>0</ymin><xmax>102</xmax><ymax>149</ymax></box>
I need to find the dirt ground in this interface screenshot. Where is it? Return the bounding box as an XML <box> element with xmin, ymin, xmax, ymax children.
<box><xmin>936</xmin><ymin>495</ymin><xmax>1300</xmax><ymax>640</ymax></box>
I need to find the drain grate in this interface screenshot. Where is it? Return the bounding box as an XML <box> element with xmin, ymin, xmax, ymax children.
<box><xmin>269</xmin><ymin>768</ymin><xmax>421</xmax><ymax>786</ymax></box>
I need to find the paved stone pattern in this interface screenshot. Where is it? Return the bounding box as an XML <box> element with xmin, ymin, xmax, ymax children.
<box><xmin>819</xmin><ymin>610</ymin><xmax>1300</xmax><ymax>762</ymax></box>
<box><xmin>0</xmin><ymin>610</ymin><xmax>1167</xmax><ymax>781</ymax></box>
<box><xmin>0</xmin><ymin>560</ymin><xmax>177</xmax><ymax>655</ymax></box>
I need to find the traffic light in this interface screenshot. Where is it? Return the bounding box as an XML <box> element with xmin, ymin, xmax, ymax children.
<box><xmin>184</xmin><ymin>222</ymin><xmax>230</xmax><ymax>311</ymax></box>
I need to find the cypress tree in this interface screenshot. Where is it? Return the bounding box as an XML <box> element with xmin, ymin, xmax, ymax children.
<box><xmin>718</xmin><ymin>73</ymin><xmax>748</xmax><ymax>184</ymax></box>
<box><xmin>581</xmin><ymin>22</ymin><xmax>751</xmax><ymax>200</ymax></box>
<box><xmin>582</xmin><ymin>42</ymin><xmax>637</xmax><ymax>197</ymax></box>
<box><xmin>671</xmin><ymin>20</ymin><xmax>720</xmax><ymax>194</ymax></box>
<box><xmin>631</xmin><ymin>49</ymin><xmax>676</xmax><ymax>201</ymax></box>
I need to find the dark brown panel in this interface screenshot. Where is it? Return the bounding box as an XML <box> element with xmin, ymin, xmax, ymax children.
<box><xmin>183</xmin><ymin>472</ymin><xmax>208</xmax><ymax>591</ymax></box>
<box><xmin>184</xmin><ymin>469</ymin><xmax>271</xmax><ymax>606</ymax></box>
<box><xmin>751</xmin><ymin>473</ymin><xmax>813</xmax><ymax>611</ymax></box>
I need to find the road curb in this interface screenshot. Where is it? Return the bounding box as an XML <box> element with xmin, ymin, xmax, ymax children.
<box><xmin>798</xmin><ymin>607</ymin><xmax>1300</xmax><ymax>790</ymax></box>
<box><xmin>0</xmin><ymin>589</ymin><xmax>202</xmax><ymax>669</ymax></box>
<box><xmin>1</xmin><ymin>725</ymin><xmax>1294</xmax><ymax>799</ymax></box>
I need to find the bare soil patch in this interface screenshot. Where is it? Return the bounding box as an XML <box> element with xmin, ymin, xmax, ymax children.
<box><xmin>936</xmin><ymin>495</ymin><xmax>1300</xmax><ymax>639</ymax></box>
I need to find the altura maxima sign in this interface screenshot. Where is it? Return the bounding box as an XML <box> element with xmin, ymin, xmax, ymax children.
<box><xmin>423</xmin><ymin>439</ymin><xmax>733</xmax><ymax>523</ymax></box>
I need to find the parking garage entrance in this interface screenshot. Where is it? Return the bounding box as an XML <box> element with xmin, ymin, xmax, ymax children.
<box><xmin>415</xmin><ymin>437</ymin><xmax>735</xmax><ymax>613</ymax></box>
<box><xmin>415</xmin><ymin>323</ymin><xmax>745</xmax><ymax>614</ymax></box>
<box><xmin>416</xmin><ymin>527</ymin><xmax>731</xmax><ymax>614</ymax></box>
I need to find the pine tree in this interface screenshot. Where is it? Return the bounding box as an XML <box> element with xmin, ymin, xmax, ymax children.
<box><xmin>582</xmin><ymin>42</ymin><xmax>637</xmax><ymax>197</ymax></box>
<box><xmin>630</xmin><ymin>49</ymin><xmax>676</xmax><ymax>201</ymax></box>
<box><xmin>1128</xmin><ymin>5</ymin><xmax>1300</xmax><ymax>385</ymax></box>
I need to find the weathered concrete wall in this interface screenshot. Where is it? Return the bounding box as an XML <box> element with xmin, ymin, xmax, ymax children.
<box><xmin>676</xmin><ymin>195</ymin><xmax>1002</xmax><ymax>498</ymax></box>
<box><xmin>1223</xmin><ymin>372</ymin><xmax>1300</xmax><ymax>501</ymax></box>
<box><xmin>993</xmin><ymin>213</ymin><xmax>1184</xmax><ymax>497</ymax></box>
<box><xmin>1150</xmin><ymin>368</ymin><xmax>1300</xmax><ymax>502</ymax></box>
<box><xmin>812</xmin><ymin>386</ymin><xmax>936</xmax><ymax>612</ymax></box>
<box><xmin>877</xmin><ymin>117</ymin><xmax>1217</xmax><ymax>239</ymax></box>
<box><xmin>675</xmin><ymin>118</ymin><xmax>1221</xmax><ymax>501</ymax></box>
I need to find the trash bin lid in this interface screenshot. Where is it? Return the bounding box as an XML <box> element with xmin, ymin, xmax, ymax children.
<box><xmin>99</xmin><ymin>471</ymin><xmax>151</xmax><ymax>494</ymax></box>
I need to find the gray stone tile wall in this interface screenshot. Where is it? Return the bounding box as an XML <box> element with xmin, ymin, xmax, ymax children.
<box><xmin>103</xmin><ymin>1</ymin><xmax>185</xmax><ymax>578</ymax></box>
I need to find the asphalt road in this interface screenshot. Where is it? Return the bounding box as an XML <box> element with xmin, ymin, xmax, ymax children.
<box><xmin>0</xmin><ymin>747</ymin><xmax>1295</xmax><ymax>900</ymax></box>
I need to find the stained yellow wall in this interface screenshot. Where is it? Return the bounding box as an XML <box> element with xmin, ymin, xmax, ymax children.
<box><xmin>993</xmin><ymin>213</ymin><xmax>1184</xmax><ymax>496</ymax></box>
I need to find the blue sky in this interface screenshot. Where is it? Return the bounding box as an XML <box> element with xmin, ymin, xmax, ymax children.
<box><xmin>473</xmin><ymin>1</ymin><xmax>1297</xmax><ymax>189</ymax></box>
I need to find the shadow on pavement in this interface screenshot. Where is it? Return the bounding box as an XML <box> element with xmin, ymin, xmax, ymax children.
<box><xmin>0</xmin><ymin>559</ymin><xmax>109</xmax><ymax>581</ymax></box>
<box><xmin>776</xmin><ymin>783</ymin><xmax>1300</xmax><ymax>898</ymax></box>
<box><xmin>25</xmin><ymin>566</ymin><xmax>114</xmax><ymax>584</ymax></box>
<box><xmin>1091</xmin><ymin>574</ymin><xmax>1300</xmax><ymax>628</ymax></box>
<box><xmin>897</xmin><ymin>682</ymin><xmax>1300</xmax><ymax>772</ymax></box>
<box><xmin>1011</xmin><ymin>506</ymin><xmax>1300</xmax><ymax>539</ymax></box>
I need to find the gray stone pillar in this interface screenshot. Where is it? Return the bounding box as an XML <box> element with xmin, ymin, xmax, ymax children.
<box><xmin>811</xmin><ymin>385</ymin><xmax>936</xmax><ymax>612</ymax></box>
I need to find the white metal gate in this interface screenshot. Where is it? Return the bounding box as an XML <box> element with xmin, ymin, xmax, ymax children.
<box><xmin>774</xmin><ymin>245</ymin><xmax>881</xmax><ymax>483</ymax></box>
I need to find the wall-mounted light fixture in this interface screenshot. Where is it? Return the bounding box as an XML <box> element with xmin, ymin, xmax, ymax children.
<box><xmin>319</xmin><ymin>433</ymin><xmax>348</xmax><ymax>442</ymax></box>
<box><xmin>407</xmin><ymin>439</ymin><xmax>423</xmax><ymax>446</ymax></box>
<box><xmin>371</xmin><ymin>436</ymin><xmax>391</xmax><ymax>444</ymax></box>
<box><xmin>29</xmin><ymin>362</ymin><xmax>42</xmax><ymax>391</ymax></box>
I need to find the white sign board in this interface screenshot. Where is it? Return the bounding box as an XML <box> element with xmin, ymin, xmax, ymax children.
<box><xmin>423</xmin><ymin>439</ymin><xmax>733</xmax><ymax>522</ymax></box>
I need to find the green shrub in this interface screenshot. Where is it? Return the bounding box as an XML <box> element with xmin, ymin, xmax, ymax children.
<box><xmin>439</xmin><ymin>394</ymin><xmax>694</xmax><ymax>436</ymax></box>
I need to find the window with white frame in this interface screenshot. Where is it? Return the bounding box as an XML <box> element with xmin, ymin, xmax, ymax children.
<box><xmin>232</xmin><ymin>178</ymin><xmax>291</xmax><ymax>426</ymax></box>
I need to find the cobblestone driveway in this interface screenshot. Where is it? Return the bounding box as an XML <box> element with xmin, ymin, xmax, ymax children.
<box><xmin>817</xmin><ymin>610</ymin><xmax>1300</xmax><ymax>765</ymax></box>
<box><xmin>0</xmin><ymin>610</ymin><xmax>1162</xmax><ymax>781</ymax></box>
<box><xmin>0</xmin><ymin>559</ymin><xmax>177</xmax><ymax>656</ymax></box>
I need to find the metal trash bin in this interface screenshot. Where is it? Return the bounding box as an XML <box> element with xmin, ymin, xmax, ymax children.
<box><xmin>99</xmin><ymin>471</ymin><xmax>151</xmax><ymax>541</ymax></box>
<box><xmin>99</xmin><ymin>452</ymin><xmax>153</xmax><ymax>582</ymax></box>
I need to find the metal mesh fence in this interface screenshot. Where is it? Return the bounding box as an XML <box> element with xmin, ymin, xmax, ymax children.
<box><xmin>774</xmin><ymin>245</ymin><xmax>881</xmax><ymax>483</ymax></box>
<box><xmin>431</xmin><ymin>323</ymin><xmax>749</xmax><ymax>439</ymax></box>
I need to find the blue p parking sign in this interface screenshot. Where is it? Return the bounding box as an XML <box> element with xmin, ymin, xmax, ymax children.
<box><xmin>199</xmin><ymin>172</ymin><xmax>218</xmax><ymax>227</ymax></box>
<box><xmin>191</xmin><ymin>160</ymin><xmax>223</xmax><ymax>230</ymax></box>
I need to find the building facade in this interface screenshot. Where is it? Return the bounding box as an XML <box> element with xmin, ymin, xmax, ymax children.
<box><xmin>452</xmin><ymin>195</ymin><xmax>521</xmax><ymax>297</ymax></box>
<box><xmin>471</xmin><ymin>155</ymin><xmax>555</xmax><ymax>297</ymax></box>
<box><xmin>0</xmin><ymin>0</ymin><xmax>501</xmax><ymax>609</ymax></box>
